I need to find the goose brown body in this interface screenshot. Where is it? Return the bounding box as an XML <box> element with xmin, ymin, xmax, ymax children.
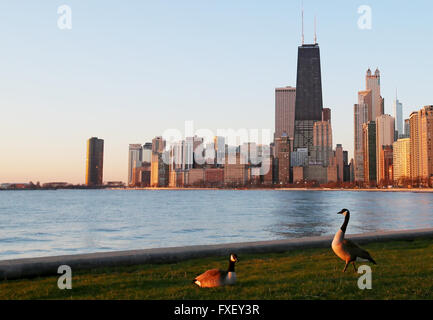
<box><xmin>332</xmin><ymin>209</ymin><xmax>376</xmax><ymax>272</ymax></box>
<box><xmin>193</xmin><ymin>254</ymin><xmax>238</xmax><ymax>288</ymax></box>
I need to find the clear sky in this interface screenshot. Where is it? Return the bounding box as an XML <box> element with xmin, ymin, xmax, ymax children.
<box><xmin>1</xmin><ymin>0</ymin><xmax>432</xmax><ymax>184</ymax></box>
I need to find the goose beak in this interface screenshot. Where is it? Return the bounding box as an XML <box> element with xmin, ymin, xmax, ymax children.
<box><xmin>337</xmin><ymin>210</ymin><xmax>344</xmax><ymax>214</ymax></box>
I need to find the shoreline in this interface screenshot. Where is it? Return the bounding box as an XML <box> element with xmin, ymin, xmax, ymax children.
<box><xmin>1</xmin><ymin>227</ymin><xmax>433</xmax><ymax>280</ymax></box>
<box><xmin>2</xmin><ymin>187</ymin><xmax>433</xmax><ymax>193</ymax></box>
<box><xmin>121</xmin><ymin>187</ymin><xmax>433</xmax><ymax>193</ymax></box>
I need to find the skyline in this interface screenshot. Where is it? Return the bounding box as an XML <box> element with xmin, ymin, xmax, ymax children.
<box><xmin>1</xmin><ymin>1</ymin><xmax>433</xmax><ymax>184</ymax></box>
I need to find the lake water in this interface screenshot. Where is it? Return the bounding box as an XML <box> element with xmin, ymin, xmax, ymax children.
<box><xmin>0</xmin><ymin>189</ymin><xmax>432</xmax><ymax>261</ymax></box>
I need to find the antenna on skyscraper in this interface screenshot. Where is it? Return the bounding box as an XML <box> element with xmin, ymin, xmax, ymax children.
<box><xmin>314</xmin><ymin>16</ymin><xmax>317</xmax><ymax>44</ymax></box>
<box><xmin>301</xmin><ymin>1</ymin><xmax>304</xmax><ymax>45</ymax></box>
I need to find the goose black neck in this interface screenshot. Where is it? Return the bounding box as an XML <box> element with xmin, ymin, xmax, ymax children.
<box><xmin>341</xmin><ymin>213</ymin><xmax>350</xmax><ymax>233</ymax></box>
<box><xmin>227</xmin><ymin>260</ymin><xmax>235</xmax><ymax>272</ymax></box>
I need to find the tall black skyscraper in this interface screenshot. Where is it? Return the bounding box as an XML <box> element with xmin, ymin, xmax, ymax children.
<box><xmin>293</xmin><ymin>43</ymin><xmax>323</xmax><ymax>152</ymax></box>
<box><xmin>86</xmin><ymin>137</ymin><xmax>104</xmax><ymax>186</ymax></box>
<box><xmin>295</xmin><ymin>44</ymin><xmax>323</xmax><ymax>120</ymax></box>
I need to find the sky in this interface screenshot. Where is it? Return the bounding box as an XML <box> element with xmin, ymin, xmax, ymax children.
<box><xmin>1</xmin><ymin>0</ymin><xmax>432</xmax><ymax>184</ymax></box>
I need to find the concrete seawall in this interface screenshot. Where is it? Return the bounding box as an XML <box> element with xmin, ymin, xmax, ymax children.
<box><xmin>1</xmin><ymin>228</ymin><xmax>433</xmax><ymax>280</ymax></box>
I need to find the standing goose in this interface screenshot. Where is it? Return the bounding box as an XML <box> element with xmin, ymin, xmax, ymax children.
<box><xmin>332</xmin><ymin>209</ymin><xmax>376</xmax><ymax>272</ymax></box>
<box><xmin>193</xmin><ymin>253</ymin><xmax>239</xmax><ymax>288</ymax></box>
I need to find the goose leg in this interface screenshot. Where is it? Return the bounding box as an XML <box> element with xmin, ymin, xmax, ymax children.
<box><xmin>352</xmin><ymin>261</ymin><xmax>357</xmax><ymax>273</ymax></box>
<box><xmin>343</xmin><ymin>262</ymin><xmax>349</xmax><ymax>273</ymax></box>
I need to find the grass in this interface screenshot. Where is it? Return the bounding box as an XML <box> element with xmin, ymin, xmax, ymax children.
<box><xmin>0</xmin><ymin>238</ymin><xmax>432</xmax><ymax>300</ymax></box>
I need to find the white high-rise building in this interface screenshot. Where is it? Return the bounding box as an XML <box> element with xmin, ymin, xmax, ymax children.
<box><xmin>393</xmin><ymin>95</ymin><xmax>403</xmax><ymax>137</ymax></box>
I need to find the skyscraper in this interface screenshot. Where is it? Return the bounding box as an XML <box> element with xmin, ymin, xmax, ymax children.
<box><xmin>379</xmin><ymin>145</ymin><xmax>394</xmax><ymax>185</ymax></box>
<box><xmin>142</xmin><ymin>143</ymin><xmax>152</xmax><ymax>162</ymax></box>
<box><xmin>362</xmin><ymin>121</ymin><xmax>377</xmax><ymax>185</ymax></box>
<box><xmin>393</xmin><ymin>95</ymin><xmax>403</xmax><ymax>137</ymax></box>
<box><xmin>354</xmin><ymin>103</ymin><xmax>368</xmax><ymax>182</ymax></box>
<box><xmin>128</xmin><ymin>144</ymin><xmax>143</xmax><ymax>186</ymax></box>
<box><xmin>393</xmin><ymin>138</ymin><xmax>410</xmax><ymax>183</ymax></box>
<box><xmin>85</xmin><ymin>137</ymin><xmax>104</xmax><ymax>186</ymax></box>
<box><xmin>376</xmin><ymin>114</ymin><xmax>395</xmax><ymax>184</ymax></box>
<box><xmin>275</xmin><ymin>86</ymin><xmax>296</xmax><ymax>140</ymax></box>
<box><xmin>274</xmin><ymin>134</ymin><xmax>291</xmax><ymax>184</ymax></box>
<box><xmin>322</xmin><ymin>108</ymin><xmax>331</xmax><ymax>122</ymax></box>
<box><xmin>152</xmin><ymin>136</ymin><xmax>165</xmax><ymax>154</ymax></box>
<box><xmin>419</xmin><ymin>106</ymin><xmax>433</xmax><ymax>181</ymax></box>
<box><xmin>410</xmin><ymin>106</ymin><xmax>433</xmax><ymax>183</ymax></box>
<box><xmin>404</xmin><ymin>119</ymin><xmax>410</xmax><ymax>138</ymax></box>
<box><xmin>366</xmin><ymin>68</ymin><xmax>384</xmax><ymax>121</ymax></box>
<box><xmin>409</xmin><ymin>111</ymin><xmax>420</xmax><ymax>180</ymax></box>
<box><xmin>358</xmin><ymin>90</ymin><xmax>372</xmax><ymax>122</ymax></box>
<box><xmin>353</xmin><ymin>68</ymin><xmax>384</xmax><ymax>183</ymax></box>
<box><xmin>151</xmin><ymin>136</ymin><xmax>169</xmax><ymax>187</ymax></box>
<box><xmin>343</xmin><ymin>151</ymin><xmax>351</xmax><ymax>182</ymax></box>
<box><xmin>311</xmin><ymin>120</ymin><xmax>333</xmax><ymax>166</ymax></box>
<box><xmin>293</xmin><ymin>43</ymin><xmax>323</xmax><ymax>153</ymax></box>
<box><xmin>214</xmin><ymin>136</ymin><xmax>225</xmax><ymax>166</ymax></box>
<box><xmin>335</xmin><ymin>144</ymin><xmax>344</xmax><ymax>182</ymax></box>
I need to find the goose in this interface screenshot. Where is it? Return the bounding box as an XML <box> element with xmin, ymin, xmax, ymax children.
<box><xmin>193</xmin><ymin>253</ymin><xmax>239</xmax><ymax>288</ymax></box>
<box><xmin>332</xmin><ymin>209</ymin><xmax>376</xmax><ymax>272</ymax></box>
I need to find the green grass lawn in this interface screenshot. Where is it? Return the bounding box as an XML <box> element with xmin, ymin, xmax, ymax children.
<box><xmin>1</xmin><ymin>238</ymin><xmax>432</xmax><ymax>300</ymax></box>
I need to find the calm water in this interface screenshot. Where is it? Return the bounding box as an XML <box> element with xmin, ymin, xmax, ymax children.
<box><xmin>0</xmin><ymin>190</ymin><xmax>432</xmax><ymax>261</ymax></box>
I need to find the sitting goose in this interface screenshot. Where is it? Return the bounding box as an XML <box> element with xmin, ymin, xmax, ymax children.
<box><xmin>193</xmin><ymin>253</ymin><xmax>239</xmax><ymax>288</ymax></box>
<box><xmin>332</xmin><ymin>209</ymin><xmax>376</xmax><ymax>272</ymax></box>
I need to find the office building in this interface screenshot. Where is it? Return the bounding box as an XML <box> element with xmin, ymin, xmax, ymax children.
<box><xmin>322</xmin><ymin>108</ymin><xmax>331</xmax><ymax>122</ymax></box>
<box><xmin>343</xmin><ymin>151</ymin><xmax>350</xmax><ymax>182</ymax></box>
<box><xmin>224</xmin><ymin>153</ymin><xmax>250</xmax><ymax>186</ymax></box>
<box><xmin>311</xmin><ymin>120</ymin><xmax>332</xmax><ymax>166</ymax></box>
<box><xmin>376</xmin><ymin>114</ymin><xmax>395</xmax><ymax>184</ymax></box>
<box><xmin>404</xmin><ymin>119</ymin><xmax>410</xmax><ymax>138</ymax></box>
<box><xmin>128</xmin><ymin>144</ymin><xmax>143</xmax><ymax>186</ymax></box>
<box><xmin>354</xmin><ymin>103</ymin><xmax>369</xmax><ymax>181</ymax></box>
<box><xmin>410</xmin><ymin>106</ymin><xmax>433</xmax><ymax>183</ymax></box>
<box><xmin>151</xmin><ymin>151</ymin><xmax>169</xmax><ymax>187</ymax></box>
<box><xmin>214</xmin><ymin>136</ymin><xmax>226</xmax><ymax>166</ymax></box>
<box><xmin>85</xmin><ymin>137</ymin><xmax>104</xmax><ymax>186</ymax></box>
<box><xmin>366</xmin><ymin>68</ymin><xmax>384</xmax><ymax>121</ymax></box>
<box><xmin>275</xmin><ymin>86</ymin><xmax>296</xmax><ymax>140</ymax></box>
<box><xmin>393</xmin><ymin>95</ymin><xmax>403</xmax><ymax>137</ymax></box>
<box><xmin>142</xmin><ymin>143</ymin><xmax>152</xmax><ymax>162</ymax></box>
<box><xmin>152</xmin><ymin>136</ymin><xmax>165</xmax><ymax>154</ymax></box>
<box><xmin>378</xmin><ymin>145</ymin><xmax>393</xmax><ymax>185</ymax></box>
<box><xmin>335</xmin><ymin>144</ymin><xmax>344</xmax><ymax>182</ymax></box>
<box><xmin>293</xmin><ymin>43</ymin><xmax>323</xmax><ymax>153</ymax></box>
<box><xmin>151</xmin><ymin>137</ymin><xmax>168</xmax><ymax>187</ymax></box>
<box><xmin>393</xmin><ymin>138</ymin><xmax>410</xmax><ymax>183</ymax></box>
<box><xmin>362</xmin><ymin>121</ymin><xmax>377</xmax><ymax>185</ymax></box>
<box><xmin>274</xmin><ymin>134</ymin><xmax>291</xmax><ymax>184</ymax></box>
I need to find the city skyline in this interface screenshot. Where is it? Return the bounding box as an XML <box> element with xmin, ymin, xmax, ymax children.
<box><xmin>1</xmin><ymin>1</ymin><xmax>433</xmax><ymax>184</ymax></box>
